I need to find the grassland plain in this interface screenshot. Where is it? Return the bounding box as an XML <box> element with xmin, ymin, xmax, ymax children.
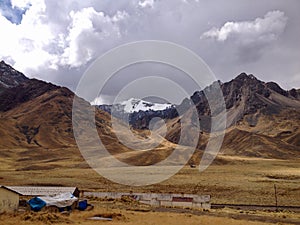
<box><xmin>0</xmin><ymin>199</ymin><xmax>300</xmax><ymax>225</ymax></box>
<box><xmin>0</xmin><ymin>147</ymin><xmax>299</xmax><ymax>206</ymax></box>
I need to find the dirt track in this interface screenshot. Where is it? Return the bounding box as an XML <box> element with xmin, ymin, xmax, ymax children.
<box><xmin>212</xmin><ymin>203</ymin><xmax>300</xmax><ymax>212</ymax></box>
<box><xmin>155</xmin><ymin>206</ymin><xmax>300</xmax><ymax>225</ymax></box>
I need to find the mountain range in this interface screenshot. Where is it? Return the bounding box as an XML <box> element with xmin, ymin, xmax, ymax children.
<box><xmin>97</xmin><ymin>98</ymin><xmax>177</xmax><ymax>129</ymax></box>
<box><xmin>0</xmin><ymin>60</ymin><xmax>299</xmax><ymax>163</ymax></box>
<box><xmin>98</xmin><ymin>98</ymin><xmax>173</xmax><ymax>113</ymax></box>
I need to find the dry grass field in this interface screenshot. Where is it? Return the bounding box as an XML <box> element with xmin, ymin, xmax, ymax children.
<box><xmin>1</xmin><ymin>146</ymin><xmax>300</xmax><ymax>224</ymax></box>
<box><xmin>0</xmin><ymin>203</ymin><xmax>299</xmax><ymax>225</ymax></box>
<box><xmin>0</xmin><ymin>147</ymin><xmax>299</xmax><ymax>206</ymax></box>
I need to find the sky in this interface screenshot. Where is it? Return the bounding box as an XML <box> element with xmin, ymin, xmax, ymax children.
<box><xmin>0</xmin><ymin>0</ymin><xmax>299</xmax><ymax>104</ymax></box>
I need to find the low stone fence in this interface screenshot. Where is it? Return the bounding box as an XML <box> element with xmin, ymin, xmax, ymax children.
<box><xmin>84</xmin><ymin>192</ymin><xmax>211</xmax><ymax>209</ymax></box>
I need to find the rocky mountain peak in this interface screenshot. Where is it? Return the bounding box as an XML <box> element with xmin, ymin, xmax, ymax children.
<box><xmin>187</xmin><ymin>72</ymin><xmax>300</xmax><ymax>129</ymax></box>
<box><xmin>235</xmin><ymin>72</ymin><xmax>257</xmax><ymax>81</ymax></box>
<box><xmin>289</xmin><ymin>88</ymin><xmax>300</xmax><ymax>99</ymax></box>
<box><xmin>0</xmin><ymin>60</ymin><xmax>28</xmax><ymax>89</ymax></box>
<box><xmin>230</xmin><ymin>73</ymin><xmax>262</xmax><ymax>88</ymax></box>
<box><xmin>223</xmin><ymin>73</ymin><xmax>270</xmax><ymax>105</ymax></box>
<box><xmin>266</xmin><ymin>81</ymin><xmax>288</xmax><ymax>96</ymax></box>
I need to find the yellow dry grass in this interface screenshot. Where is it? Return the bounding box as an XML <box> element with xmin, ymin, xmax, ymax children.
<box><xmin>0</xmin><ymin>148</ymin><xmax>300</xmax><ymax>206</ymax></box>
<box><xmin>0</xmin><ymin>206</ymin><xmax>294</xmax><ymax>225</ymax></box>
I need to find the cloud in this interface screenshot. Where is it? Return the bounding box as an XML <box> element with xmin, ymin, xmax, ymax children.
<box><xmin>60</xmin><ymin>7</ymin><xmax>128</xmax><ymax>67</ymax></box>
<box><xmin>0</xmin><ymin>0</ymin><xmax>129</xmax><ymax>75</ymax></box>
<box><xmin>91</xmin><ymin>95</ymin><xmax>115</xmax><ymax>105</ymax></box>
<box><xmin>138</xmin><ymin>0</ymin><xmax>154</xmax><ymax>8</ymax></box>
<box><xmin>0</xmin><ymin>0</ymin><xmax>57</xmax><ymax>73</ymax></box>
<box><xmin>200</xmin><ymin>10</ymin><xmax>289</xmax><ymax>64</ymax></box>
<box><xmin>201</xmin><ymin>10</ymin><xmax>288</xmax><ymax>44</ymax></box>
<box><xmin>0</xmin><ymin>0</ymin><xmax>299</xmax><ymax>92</ymax></box>
<box><xmin>0</xmin><ymin>0</ymin><xmax>192</xmax><ymax>78</ymax></box>
<box><xmin>11</xmin><ymin>0</ymin><xmax>32</xmax><ymax>9</ymax></box>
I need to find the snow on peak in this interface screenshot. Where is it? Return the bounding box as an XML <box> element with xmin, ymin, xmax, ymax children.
<box><xmin>119</xmin><ymin>98</ymin><xmax>173</xmax><ymax>113</ymax></box>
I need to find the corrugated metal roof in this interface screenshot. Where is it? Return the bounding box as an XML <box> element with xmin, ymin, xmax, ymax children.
<box><xmin>5</xmin><ymin>186</ymin><xmax>78</xmax><ymax>196</ymax></box>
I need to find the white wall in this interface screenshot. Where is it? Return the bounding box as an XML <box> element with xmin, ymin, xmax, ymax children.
<box><xmin>84</xmin><ymin>192</ymin><xmax>211</xmax><ymax>209</ymax></box>
<box><xmin>0</xmin><ymin>188</ymin><xmax>19</xmax><ymax>213</ymax></box>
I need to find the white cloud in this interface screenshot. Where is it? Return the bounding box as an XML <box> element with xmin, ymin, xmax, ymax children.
<box><xmin>138</xmin><ymin>0</ymin><xmax>154</xmax><ymax>8</ymax></box>
<box><xmin>0</xmin><ymin>1</ymin><xmax>299</xmax><ymax>92</ymax></box>
<box><xmin>11</xmin><ymin>0</ymin><xmax>32</xmax><ymax>9</ymax></box>
<box><xmin>181</xmin><ymin>0</ymin><xmax>199</xmax><ymax>3</ymax></box>
<box><xmin>0</xmin><ymin>0</ymin><xmax>129</xmax><ymax>74</ymax></box>
<box><xmin>0</xmin><ymin>0</ymin><xmax>58</xmax><ymax>73</ymax></box>
<box><xmin>60</xmin><ymin>7</ymin><xmax>128</xmax><ymax>67</ymax></box>
<box><xmin>91</xmin><ymin>95</ymin><xmax>114</xmax><ymax>105</ymax></box>
<box><xmin>201</xmin><ymin>10</ymin><xmax>288</xmax><ymax>44</ymax></box>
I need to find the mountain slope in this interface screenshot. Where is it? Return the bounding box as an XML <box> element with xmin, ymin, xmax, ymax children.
<box><xmin>96</xmin><ymin>72</ymin><xmax>300</xmax><ymax>159</ymax></box>
<box><xmin>162</xmin><ymin>73</ymin><xmax>300</xmax><ymax>158</ymax></box>
<box><xmin>0</xmin><ymin>61</ymin><xmax>299</xmax><ymax>162</ymax></box>
<box><xmin>221</xmin><ymin>126</ymin><xmax>299</xmax><ymax>159</ymax></box>
<box><xmin>190</xmin><ymin>73</ymin><xmax>300</xmax><ymax>129</ymax></box>
<box><xmin>0</xmin><ymin>60</ymin><xmax>28</xmax><ymax>89</ymax></box>
<box><xmin>0</xmin><ymin>61</ymin><xmax>181</xmax><ymax>166</ymax></box>
<box><xmin>0</xmin><ymin>79</ymin><xmax>76</xmax><ymax>148</ymax></box>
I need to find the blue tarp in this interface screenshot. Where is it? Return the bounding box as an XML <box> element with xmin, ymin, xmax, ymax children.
<box><xmin>28</xmin><ymin>197</ymin><xmax>47</xmax><ymax>212</ymax></box>
<box><xmin>39</xmin><ymin>192</ymin><xmax>78</xmax><ymax>208</ymax></box>
<box><xmin>28</xmin><ymin>192</ymin><xmax>78</xmax><ymax>212</ymax></box>
<box><xmin>78</xmin><ymin>200</ymin><xmax>88</xmax><ymax>211</ymax></box>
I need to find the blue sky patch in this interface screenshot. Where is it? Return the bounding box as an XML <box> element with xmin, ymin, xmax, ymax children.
<box><xmin>0</xmin><ymin>0</ymin><xmax>30</xmax><ymax>24</ymax></box>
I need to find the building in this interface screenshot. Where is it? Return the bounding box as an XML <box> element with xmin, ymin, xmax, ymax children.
<box><xmin>6</xmin><ymin>186</ymin><xmax>80</xmax><ymax>197</ymax></box>
<box><xmin>0</xmin><ymin>186</ymin><xmax>19</xmax><ymax>213</ymax></box>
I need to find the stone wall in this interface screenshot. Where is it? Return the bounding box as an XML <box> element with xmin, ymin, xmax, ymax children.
<box><xmin>84</xmin><ymin>192</ymin><xmax>211</xmax><ymax>209</ymax></box>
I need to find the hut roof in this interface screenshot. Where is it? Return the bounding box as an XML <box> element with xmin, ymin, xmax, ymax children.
<box><xmin>5</xmin><ymin>186</ymin><xmax>78</xmax><ymax>196</ymax></box>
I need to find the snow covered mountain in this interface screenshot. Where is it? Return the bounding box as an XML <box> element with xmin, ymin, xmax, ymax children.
<box><xmin>119</xmin><ymin>98</ymin><xmax>173</xmax><ymax>113</ymax></box>
<box><xmin>97</xmin><ymin>98</ymin><xmax>177</xmax><ymax>129</ymax></box>
<box><xmin>98</xmin><ymin>98</ymin><xmax>174</xmax><ymax>114</ymax></box>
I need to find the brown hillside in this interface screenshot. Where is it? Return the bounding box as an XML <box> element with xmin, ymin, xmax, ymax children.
<box><xmin>0</xmin><ymin>62</ymin><xmax>299</xmax><ymax>165</ymax></box>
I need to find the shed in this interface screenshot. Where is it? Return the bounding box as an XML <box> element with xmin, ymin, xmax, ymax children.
<box><xmin>6</xmin><ymin>186</ymin><xmax>80</xmax><ymax>197</ymax></box>
<box><xmin>0</xmin><ymin>186</ymin><xmax>19</xmax><ymax>213</ymax></box>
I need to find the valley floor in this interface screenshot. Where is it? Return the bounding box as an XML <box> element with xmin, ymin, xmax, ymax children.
<box><xmin>1</xmin><ymin>148</ymin><xmax>300</xmax><ymax>224</ymax></box>
<box><xmin>0</xmin><ymin>148</ymin><xmax>300</xmax><ymax>206</ymax></box>
<box><xmin>0</xmin><ymin>198</ymin><xmax>300</xmax><ymax>225</ymax></box>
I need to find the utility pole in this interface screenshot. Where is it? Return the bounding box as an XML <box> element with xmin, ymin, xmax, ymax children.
<box><xmin>274</xmin><ymin>184</ymin><xmax>278</xmax><ymax>211</ymax></box>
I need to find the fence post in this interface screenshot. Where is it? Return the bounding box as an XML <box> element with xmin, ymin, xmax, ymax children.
<box><xmin>274</xmin><ymin>184</ymin><xmax>278</xmax><ymax>211</ymax></box>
